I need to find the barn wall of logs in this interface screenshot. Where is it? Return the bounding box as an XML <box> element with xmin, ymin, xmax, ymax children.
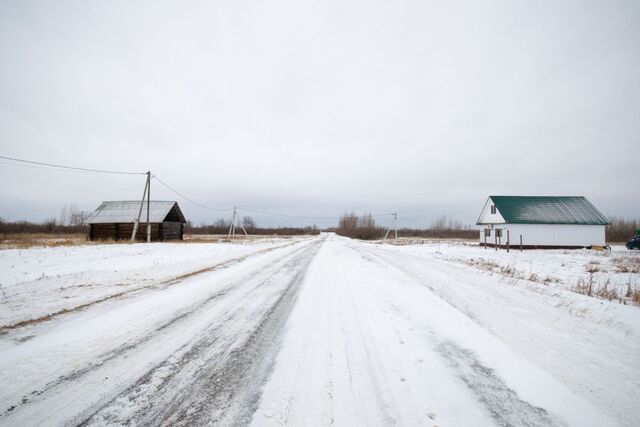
<box><xmin>89</xmin><ymin>222</ymin><xmax>183</xmax><ymax>241</ymax></box>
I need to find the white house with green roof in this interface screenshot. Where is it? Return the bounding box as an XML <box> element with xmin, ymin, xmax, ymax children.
<box><xmin>476</xmin><ymin>196</ymin><xmax>609</xmax><ymax>249</ymax></box>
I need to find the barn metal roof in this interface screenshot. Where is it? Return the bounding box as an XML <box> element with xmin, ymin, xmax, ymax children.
<box><xmin>85</xmin><ymin>201</ymin><xmax>186</xmax><ymax>224</ymax></box>
<box><xmin>486</xmin><ymin>196</ymin><xmax>609</xmax><ymax>225</ymax></box>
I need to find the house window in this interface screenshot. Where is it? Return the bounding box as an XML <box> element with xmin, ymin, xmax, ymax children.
<box><xmin>490</xmin><ymin>205</ymin><xmax>496</xmax><ymax>214</ymax></box>
<box><xmin>484</xmin><ymin>228</ymin><xmax>491</xmax><ymax>237</ymax></box>
<box><xmin>495</xmin><ymin>228</ymin><xmax>502</xmax><ymax>238</ymax></box>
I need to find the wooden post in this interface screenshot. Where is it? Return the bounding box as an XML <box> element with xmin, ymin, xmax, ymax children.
<box><xmin>494</xmin><ymin>231</ymin><xmax>498</xmax><ymax>251</ymax></box>
<box><xmin>394</xmin><ymin>213</ymin><xmax>398</xmax><ymax>240</ymax></box>
<box><xmin>131</xmin><ymin>175</ymin><xmax>149</xmax><ymax>242</ymax></box>
<box><xmin>146</xmin><ymin>171</ymin><xmax>151</xmax><ymax>243</ymax></box>
<box><xmin>484</xmin><ymin>230</ymin><xmax>487</xmax><ymax>249</ymax></box>
<box><xmin>520</xmin><ymin>234</ymin><xmax>523</xmax><ymax>252</ymax></box>
<box><xmin>228</xmin><ymin>207</ymin><xmax>237</xmax><ymax>238</ymax></box>
<box><xmin>506</xmin><ymin>230</ymin><xmax>510</xmax><ymax>253</ymax></box>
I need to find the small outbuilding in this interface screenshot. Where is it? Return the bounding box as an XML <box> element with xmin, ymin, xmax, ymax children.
<box><xmin>86</xmin><ymin>201</ymin><xmax>187</xmax><ymax>241</ymax></box>
<box><xmin>476</xmin><ymin>196</ymin><xmax>609</xmax><ymax>249</ymax></box>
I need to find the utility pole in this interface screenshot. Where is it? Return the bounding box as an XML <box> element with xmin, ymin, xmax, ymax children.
<box><xmin>131</xmin><ymin>172</ymin><xmax>150</xmax><ymax>242</ymax></box>
<box><xmin>146</xmin><ymin>171</ymin><xmax>151</xmax><ymax>243</ymax></box>
<box><xmin>383</xmin><ymin>212</ymin><xmax>398</xmax><ymax>241</ymax></box>
<box><xmin>228</xmin><ymin>207</ymin><xmax>248</xmax><ymax>239</ymax></box>
<box><xmin>394</xmin><ymin>212</ymin><xmax>398</xmax><ymax>240</ymax></box>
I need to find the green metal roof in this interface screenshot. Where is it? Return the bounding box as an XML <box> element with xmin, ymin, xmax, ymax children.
<box><xmin>486</xmin><ymin>196</ymin><xmax>609</xmax><ymax>225</ymax></box>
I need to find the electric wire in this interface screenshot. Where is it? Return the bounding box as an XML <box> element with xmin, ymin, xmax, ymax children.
<box><xmin>0</xmin><ymin>155</ymin><xmax>146</xmax><ymax>175</ymax></box>
<box><xmin>151</xmin><ymin>175</ymin><xmax>233</xmax><ymax>212</ymax></box>
<box><xmin>236</xmin><ymin>207</ymin><xmax>339</xmax><ymax>220</ymax></box>
<box><xmin>400</xmin><ymin>216</ymin><xmax>431</xmax><ymax>229</ymax></box>
<box><xmin>236</xmin><ymin>207</ymin><xmax>396</xmax><ymax>221</ymax></box>
<box><xmin>1</xmin><ymin>154</ymin><xmax>408</xmax><ymax>223</ymax></box>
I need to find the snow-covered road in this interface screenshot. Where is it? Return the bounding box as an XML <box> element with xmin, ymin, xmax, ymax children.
<box><xmin>1</xmin><ymin>234</ymin><xmax>638</xmax><ymax>426</ymax></box>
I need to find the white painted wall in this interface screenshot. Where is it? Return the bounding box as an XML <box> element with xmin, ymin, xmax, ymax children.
<box><xmin>476</xmin><ymin>197</ymin><xmax>505</xmax><ymax>224</ymax></box>
<box><xmin>478</xmin><ymin>224</ymin><xmax>606</xmax><ymax>247</ymax></box>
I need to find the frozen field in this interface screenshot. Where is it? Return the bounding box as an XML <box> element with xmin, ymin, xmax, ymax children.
<box><xmin>377</xmin><ymin>239</ymin><xmax>640</xmax><ymax>302</ymax></box>
<box><xmin>0</xmin><ymin>234</ymin><xmax>639</xmax><ymax>426</ymax></box>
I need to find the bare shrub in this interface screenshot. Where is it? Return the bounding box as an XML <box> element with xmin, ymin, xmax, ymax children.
<box><xmin>606</xmin><ymin>217</ymin><xmax>639</xmax><ymax>242</ymax></box>
<box><xmin>585</xmin><ymin>264</ymin><xmax>600</xmax><ymax>273</ymax></box>
<box><xmin>499</xmin><ymin>265</ymin><xmax>516</xmax><ymax>276</ymax></box>
<box><xmin>400</xmin><ymin>215</ymin><xmax>476</xmax><ymax>239</ymax></box>
<box><xmin>611</xmin><ymin>256</ymin><xmax>640</xmax><ymax>273</ymax></box>
<box><xmin>574</xmin><ymin>276</ymin><xmax>593</xmax><ymax>297</ymax></box>
<box><xmin>0</xmin><ymin>217</ymin><xmax>86</xmax><ymax>236</ymax></box>
<box><xmin>336</xmin><ymin>212</ymin><xmax>383</xmax><ymax>240</ymax></box>
<box><xmin>592</xmin><ymin>278</ymin><xmax>617</xmax><ymax>300</ymax></box>
<box><xmin>241</xmin><ymin>216</ymin><xmax>256</xmax><ymax>231</ymax></box>
<box><xmin>184</xmin><ymin>218</ymin><xmax>319</xmax><ymax>236</ymax></box>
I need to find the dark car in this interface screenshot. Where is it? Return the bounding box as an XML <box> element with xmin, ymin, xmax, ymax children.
<box><xmin>626</xmin><ymin>235</ymin><xmax>640</xmax><ymax>250</ymax></box>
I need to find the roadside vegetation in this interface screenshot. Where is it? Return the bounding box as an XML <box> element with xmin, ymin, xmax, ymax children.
<box><xmin>606</xmin><ymin>217</ymin><xmax>640</xmax><ymax>242</ymax></box>
<box><xmin>184</xmin><ymin>218</ymin><xmax>319</xmax><ymax>236</ymax></box>
<box><xmin>334</xmin><ymin>212</ymin><xmax>477</xmax><ymax>240</ymax></box>
<box><xmin>459</xmin><ymin>251</ymin><xmax>640</xmax><ymax>306</ymax></box>
<box><xmin>3</xmin><ymin>209</ymin><xmax>637</xmax><ymax>247</ymax></box>
<box><xmin>0</xmin><ymin>214</ymin><xmax>319</xmax><ymax>248</ymax></box>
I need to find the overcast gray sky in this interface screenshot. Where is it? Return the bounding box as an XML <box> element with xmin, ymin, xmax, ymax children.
<box><xmin>1</xmin><ymin>0</ymin><xmax>638</xmax><ymax>228</ymax></box>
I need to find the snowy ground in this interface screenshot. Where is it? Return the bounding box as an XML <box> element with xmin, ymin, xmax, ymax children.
<box><xmin>0</xmin><ymin>234</ymin><xmax>638</xmax><ymax>426</ymax></box>
<box><xmin>375</xmin><ymin>239</ymin><xmax>640</xmax><ymax>302</ymax></box>
<box><xmin>0</xmin><ymin>237</ymin><xmax>304</xmax><ymax>329</ymax></box>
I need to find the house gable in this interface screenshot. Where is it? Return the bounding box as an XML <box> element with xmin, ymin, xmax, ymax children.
<box><xmin>476</xmin><ymin>197</ymin><xmax>506</xmax><ymax>225</ymax></box>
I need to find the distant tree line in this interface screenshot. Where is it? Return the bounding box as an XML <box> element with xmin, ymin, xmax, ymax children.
<box><xmin>0</xmin><ymin>218</ymin><xmax>86</xmax><ymax>235</ymax></box>
<box><xmin>5</xmin><ymin>206</ymin><xmax>635</xmax><ymax>242</ymax></box>
<box><xmin>334</xmin><ymin>212</ymin><xmax>383</xmax><ymax>239</ymax></box>
<box><xmin>334</xmin><ymin>213</ymin><xmax>477</xmax><ymax>240</ymax></box>
<box><xmin>606</xmin><ymin>217</ymin><xmax>640</xmax><ymax>242</ymax></box>
<box><xmin>184</xmin><ymin>217</ymin><xmax>320</xmax><ymax>236</ymax></box>
<box><xmin>0</xmin><ymin>204</ymin><xmax>89</xmax><ymax>236</ymax></box>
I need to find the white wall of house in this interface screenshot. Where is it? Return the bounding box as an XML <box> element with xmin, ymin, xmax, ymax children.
<box><xmin>476</xmin><ymin>198</ymin><xmax>505</xmax><ymax>224</ymax></box>
<box><xmin>478</xmin><ymin>224</ymin><xmax>606</xmax><ymax>247</ymax></box>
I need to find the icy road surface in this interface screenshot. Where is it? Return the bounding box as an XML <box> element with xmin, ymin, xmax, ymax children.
<box><xmin>0</xmin><ymin>234</ymin><xmax>638</xmax><ymax>426</ymax></box>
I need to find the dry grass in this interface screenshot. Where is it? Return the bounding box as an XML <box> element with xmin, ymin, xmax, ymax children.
<box><xmin>377</xmin><ymin>237</ymin><xmax>477</xmax><ymax>246</ymax></box>
<box><xmin>463</xmin><ymin>258</ymin><xmax>564</xmax><ymax>286</ymax></box>
<box><xmin>183</xmin><ymin>234</ymin><xmax>301</xmax><ymax>244</ymax></box>
<box><xmin>625</xmin><ymin>283</ymin><xmax>640</xmax><ymax>306</ymax></box>
<box><xmin>0</xmin><ymin>233</ymin><xmax>89</xmax><ymax>249</ymax></box>
<box><xmin>611</xmin><ymin>256</ymin><xmax>640</xmax><ymax>273</ymax></box>
<box><xmin>585</xmin><ymin>263</ymin><xmax>601</xmax><ymax>273</ymax></box>
<box><xmin>574</xmin><ymin>274</ymin><xmax>640</xmax><ymax>305</ymax></box>
<box><xmin>0</xmin><ymin>232</ymin><xmax>303</xmax><ymax>249</ymax></box>
<box><xmin>467</xmin><ymin>257</ymin><xmax>638</xmax><ymax>306</ymax></box>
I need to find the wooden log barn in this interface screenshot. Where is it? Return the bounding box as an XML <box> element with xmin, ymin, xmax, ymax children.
<box><xmin>86</xmin><ymin>201</ymin><xmax>187</xmax><ymax>241</ymax></box>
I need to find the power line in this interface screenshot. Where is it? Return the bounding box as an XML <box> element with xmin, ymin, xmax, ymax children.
<box><xmin>400</xmin><ymin>216</ymin><xmax>431</xmax><ymax>229</ymax></box>
<box><xmin>151</xmin><ymin>174</ymin><xmax>233</xmax><ymax>212</ymax></box>
<box><xmin>237</xmin><ymin>206</ymin><xmax>339</xmax><ymax>220</ymax></box>
<box><xmin>0</xmin><ymin>154</ymin><xmax>401</xmax><ymax>223</ymax></box>
<box><xmin>237</xmin><ymin>207</ymin><xmax>396</xmax><ymax>221</ymax></box>
<box><xmin>0</xmin><ymin>155</ymin><xmax>146</xmax><ymax>175</ymax></box>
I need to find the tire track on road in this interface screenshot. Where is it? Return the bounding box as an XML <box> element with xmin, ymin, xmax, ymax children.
<box><xmin>348</xmin><ymin>241</ymin><xmax>563</xmax><ymax>427</ymax></box>
<box><xmin>436</xmin><ymin>340</ymin><xmax>561</xmax><ymax>427</ymax></box>
<box><xmin>0</xmin><ymin>241</ymin><xmax>300</xmax><ymax>334</ymax></box>
<box><xmin>1</xmin><ymin>239</ymin><xmax>320</xmax><ymax>424</ymax></box>
<box><xmin>81</xmin><ymin>238</ymin><xmax>324</xmax><ymax>426</ymax></box>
